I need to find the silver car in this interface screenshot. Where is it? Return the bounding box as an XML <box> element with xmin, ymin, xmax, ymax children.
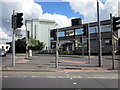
<box><xmin>0</xmin><ymin>49</ymin><xmax>6</xmax><ymax>57</ymax></box>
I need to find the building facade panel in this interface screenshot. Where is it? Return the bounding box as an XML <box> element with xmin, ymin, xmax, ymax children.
<box><xmin>26</xmin><ymin>19</ymin><xmax>56</xmax><ymax>50</ymax></box>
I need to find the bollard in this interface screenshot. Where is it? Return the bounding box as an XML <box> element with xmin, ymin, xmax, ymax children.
<box><xmin>29</xmin><ymin>50</ymin><xmax>32</xmax><ymax>56</ymax></box>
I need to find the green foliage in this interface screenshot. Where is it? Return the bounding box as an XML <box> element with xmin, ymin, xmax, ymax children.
<box><xmin>29</xmin><ymin>37</ymin><xmax>45</xmax><ymax>51</ymax></box>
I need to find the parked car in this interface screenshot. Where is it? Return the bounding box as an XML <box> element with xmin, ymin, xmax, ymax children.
<box><xmin>0</xmin><ymin>49</ymin><xmax>6</xmax><ymax>57</ymax></box>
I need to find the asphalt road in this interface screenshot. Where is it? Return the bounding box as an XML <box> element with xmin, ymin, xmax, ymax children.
<box><xmin>2</xmin><ymin>77</ymin><xmax>118</xmax><ymax>88</ymax></box>
<box><xmin>2</xmin><ymin>71</ymin><xmax>118</xmax><ymax>88</ymax></box>
<box><xmin>1</xmin><ymin>54</ymin><xmax>119</xmax><ymax>89</ymax></box>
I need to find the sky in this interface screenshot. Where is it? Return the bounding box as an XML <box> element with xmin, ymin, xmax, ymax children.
<box><xmin>0</xmin><ymin>0</ymin><xmax>120</xmax><ymax>43</ymax></box>
<box><xmin>37</xmin><ymin>2</ymin><xmax>84</xmax><ymax>19</ymax></box>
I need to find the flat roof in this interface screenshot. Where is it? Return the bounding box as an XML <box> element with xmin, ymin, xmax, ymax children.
<box><xmin>26</xmin><ymin>19</ymin><xmax>56</xmax><ymax>23</ymax></box>
<box><xmin>51</xmin><ymin>19</ymin><xmax>111</xmax><ymax>32</ymax></box>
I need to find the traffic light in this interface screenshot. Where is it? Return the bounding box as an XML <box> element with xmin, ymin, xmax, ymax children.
<box><xmin>83</xmin><ymin>25</ymin><xmax>88</xmax><ymax>37</ymax></box>
<box><xmin>113</xmin><ymin>17</ymin><xmax>120</xmax><ymax>31</ymax></box>
<box><xmin>15</xmin><ymin>13</ymin><xmax>23</xmax><ymax>28</ymax></box>
<box><xmin>12</xmin><ymin>15</ymin><xmax>14</xmax><ymax>29</ymax></box>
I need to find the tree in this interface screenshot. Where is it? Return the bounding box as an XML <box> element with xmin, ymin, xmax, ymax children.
<box><xmin>28</xmin><ymin>37</ymin><xmax>45</xmax><ymax>51</ymax></box>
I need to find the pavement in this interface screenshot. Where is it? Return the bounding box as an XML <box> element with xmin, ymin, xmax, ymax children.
<box><xmin>2</xmin><ymin>54</ymin><xmax>119</xmax><ymax>72</ymax></box>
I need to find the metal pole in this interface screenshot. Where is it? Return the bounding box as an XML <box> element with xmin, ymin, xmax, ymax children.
<box><xmin>110</xmin><ymin>13</ymin><xmax>115</xmax><ymax>69</ymax></box>
<box><xmin>26</xmin><ymin>31</ymin><xmax>29</xmax><ymax>59</ymax></box>
<box><xmin>35</xmin><ymin>24</ymin><xmax>37</xmax><ymax>45</ymax></box>
<box><xmin>55</xmin><ymin>28</ymin><xmax>59</xmax><ymax>68</ymax></box>
<box><xmin>82</xmin><ymin>35</ymin><xmax>84</xmax><ymax>58</ymax></box>
<box><xmin>88</xmin><ymin>24</ymin><xmax>91</xmax><ymax>63</ymax></box>
<box><xmin>97</xmin><ymin>0</ymin><xmax>102</xmax><ymax>67</ymax></box>
<box><xmin>25</xmin><ymin>20</ymin><xmax>29</xmax><ymax>59</ymax></box>
<box><xmin>12</xmin><ymin>10</ymin><xmax>15</xmax><ymax>67</ymax></box>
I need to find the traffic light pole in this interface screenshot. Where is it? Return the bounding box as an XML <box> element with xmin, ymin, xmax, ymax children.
<box><xmin>12</xmin><ymin>10</ymin><xmax>15</xmax><ymax>67</ymax></box>
<box><xmin>110</xmin><ymin>13</ymin><xmax>115</xmax><ymax>69</ymax></box>
<box><xmin>97</xmin><ymin>0</ymin><xmax>102</xmax><ymax>67</ymax></box>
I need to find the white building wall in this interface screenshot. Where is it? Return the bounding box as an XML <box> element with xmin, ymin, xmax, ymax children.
<box><xmin>39</xmin><ymin>21</ymin><xmax>56</xmax><ymax>49</ymax></box>
<box><xmin>26</xmin><ymin>19</ymin><xmax>56</xmax><ymax>50</ymax></box>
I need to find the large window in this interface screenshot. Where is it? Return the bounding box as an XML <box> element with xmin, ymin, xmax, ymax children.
<box><xmin>75</xmin><ymin>29</ymin><xmax>83</xmax><ymax>35</ymax></box>
<box><xmin>66</xmin><ymin>30</ymin><xmax>74</xmax><ymax>36</ymax></box>
<box><xmin>58</xmin><ymin>32</ymin><xmax>65</xmax><ymax>37</ymax></box>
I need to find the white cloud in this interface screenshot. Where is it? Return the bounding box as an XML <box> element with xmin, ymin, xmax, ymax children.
<box><xmin>1</xmin><ymin>0</ymin><xmax>71</xmax><ymax>43</ymax></box>
<box><xmin>1</xmin><ymin>0</ymin><xmax>120</xmax><ymax>43</ymax></box>
<box><xmin>39</xmin><ymin>13</ymin><xmax>71</xmax><ymax>27</ymax></box>
<box><xmin>0</xmin><ymin>28</ymin><xmax>12</xmax><ymax>42</ymax></box>
<box><xmin>63</xmin><ymin>0</ymin><xmax>119</xmax><ymax>23</ymax></box>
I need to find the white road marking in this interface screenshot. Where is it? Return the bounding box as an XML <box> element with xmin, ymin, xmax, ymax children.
<box><xmin>73</xmin><ymin>82</ymin><xmax>77</xmax><ymax>85</ymax></box>
<box><xmin>3</xmin><ymin>76</ymin><xmax>8</xmax><ymax>78</ymax></box>
<box><xmin>57</xmin><ymin>76</ymin><xmax>65</xmax><ymax>78</ymax></box>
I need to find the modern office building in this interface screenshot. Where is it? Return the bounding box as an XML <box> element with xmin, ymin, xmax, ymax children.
<box><xmin>50</xmin><ymin>18</ymin><xmax>120</xmax><ymax>54</ymax></box>
<box><xmin>26</xmin><ymin>19</ymin><xmax>56</xmax><ymax>50</ymax></box>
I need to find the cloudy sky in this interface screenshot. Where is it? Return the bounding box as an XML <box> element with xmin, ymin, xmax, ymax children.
<box><xmin>0</xmin><ymin>0</ymin><xmax>120</xmax><ymax>43</ymax></box>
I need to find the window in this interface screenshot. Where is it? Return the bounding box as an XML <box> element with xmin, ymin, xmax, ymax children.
<box><xmin>76</xmin><ymin>29</ymin><xmax>83</xmax><ymax>35</ymax></box>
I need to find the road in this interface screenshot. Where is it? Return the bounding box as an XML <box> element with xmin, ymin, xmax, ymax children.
<box><xmin>1</xmin><ymin>54</ymin><xmax>119</xmax><ymax>89</ymax></box>
<box><xmin>2</xmin><ymin>71</ymin><xmax>118</xmax><ymax>88</ymax></box>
